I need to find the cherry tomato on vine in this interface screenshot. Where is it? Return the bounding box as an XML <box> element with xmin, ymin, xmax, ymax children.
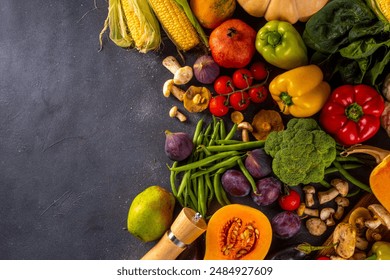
<box><xmin>214</xmin><ymin>75</ymin><xmax>234</xmax><ymax>95</ymax></box>
<box><xmin>232</xmin><ymin>68</ymin><xmax>253</xmax><ymax>89</ymax></box>
<box><xmin>250</xmin><ymin>61</ymin><xmax>268</xmax><ymax>81</ymax></box>
<box><xmin>278</xmin><ymin>189</ymin><xmax>301</xmax><ymax>211</ymax></box>
<box><xmin>249</xmin><ymin>85</ymin><xmax>268</xmax><ymax>103</ymax></box>
<box><xmin>209</xmin><ymin>95</ymin><xmax>229</xmax><ymax>117</ymax></box>
<box><xmin>229</xmin><ymin>91</ymin><xmax>250</xmax><ymax>111</ymax></box>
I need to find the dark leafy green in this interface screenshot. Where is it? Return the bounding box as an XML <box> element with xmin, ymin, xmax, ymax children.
<box><xmin>303</xmin><ymin>0</ymin><xmax>390</xmax><ymax>89</ymax></box>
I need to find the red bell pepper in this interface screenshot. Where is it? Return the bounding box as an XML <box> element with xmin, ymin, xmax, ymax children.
<box><xmin>319</xmin><ymin>84</ymin><xmax>385</xmax><ymax>146</ymax></box>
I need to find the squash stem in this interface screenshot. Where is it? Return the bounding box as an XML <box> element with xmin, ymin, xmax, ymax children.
<box><xmin>340</xmin><ymin>144</ymin><xmax>390</xmax><ymax>164</ymax></box>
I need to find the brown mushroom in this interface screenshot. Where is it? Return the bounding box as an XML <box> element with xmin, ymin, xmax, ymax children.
<box><xmin>333</xmin><ymin>222</ymin><xmax>356</xmax><ymax>259</ymax></box>
<box><xmin>348</xmin><ymin>207</ymin><xmax>372</xmax><ymax>236</ymax></box>
<box><xmin>320</xmin><ymin>207</ymin><xmax>336</xmax><ymax>226</ymax></box>
<box><xmin>306</xmin><ymin>218</ymin><xmax>327</xmax><ymax>236</ymax></box>
<box><xmin>334</xmin><ymin>196</ymin><xmax>350</xmax><ymax>220</ymax></box>
<box><xmin>162</xmin><ymin>56</ymin><xmax>193</xmax><ymax>85</ymax></box>
<box><xmin>163</xmin><ymin>79</ymin><xmax>184</xmax><ymax>101</ymax></box>
<box><xmin>237</xmin><ymin>122</ymin><xmax>253</xmax><ymax>142</ymax></box>
<box><xmin>364</xmin><ymin>204</ymin><xmax>390</xmax><ymax>230</ymax></box>
<box><xmin>355</xmin><ymin>236</ymin><xmax>369</xmax><ymax>251</ymax></box>
<box><xmin>318</xmin><ymin>178</ymin><xmax>349</xmax><ymax>204</ymax></box>
<box><xmin>302</xmin><ymin>185</ymin><xmax>316</xmax><ymax>207</ymax></box>
<box><xmin>183</xmin><ymin>86</ymin><xmax>211</xmax><ymax>113</ymax></box>
<box><xmin>251</xmin><ymin>109</ymin><xmax>284</xmax><ymax>140</ymax></box>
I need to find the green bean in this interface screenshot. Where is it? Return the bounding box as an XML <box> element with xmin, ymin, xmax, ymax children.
<box><xmin>237</xmin><ymin>157</ymin><xmax>258</xmax><ymax>194</ymax></box>
<box><xmin>187</xmin><ymin>181</ymin><xmax>198</xmax><ymax>211</ymax></box>
<box><xmin>332</xmin><ymin>161</ymin><xmax>371</xmax><ymax>193</ymax></box>
<box><xmin>335</xmin><ymin>156</ymin><xmax>365</xmax><ymax>164</ymax></box>
<box><xmin>190</xmin><ymin>155</ymin><xmax>242</xmax><ymax>179</ymax></box>
<box><xmin>205</xmin><ymin>173</ymin><xmax>214</xmax><ymax>207</ymax></box>
<box><xmin>170</xmin><ymin>161</ymin><xmax>179</xmax><ymax>196</ymax></box>
<box><xmin>347</xmin><ymin>188</ymin><xmax>361</xmax><ymax>197</ymax></box>
<box><xmin>196</xmin><ymin>144</ymin><xmax>212</xmax><ymax>157</ymax></box>
<box><xmin>220</xmin><ymin>186</ymin><xmax>231</xmax><ymax>205</ymax></box>
<box><xmin>213</xmin><ymin>168</ymin><xmax>228</xmax><ymax>206</ymax></box>
<box><xmin>207</xmin><ymin>141</ymin><xmax>265</xmax><ymax>152</ymax></box>
<box><xmin>192</xmin><ymin>118</ymin><xmax>204</xmax><ymax>145</ymax></box>
<box><xmin>177</xmin><ymin>170</ymin><xmax>192</xmax><ymax>197</ymax></box>
<box><xmin>319</xmin><ymin>180</ymin><xmax>331</xmax><ymax>188</ymax></box>
<box><xmin>324</xmin><ymin>163</ymin><xmax>363</xmax><ymax>175</ymax></box>
<box><xmin>219</xmin><ymin>119</ymin><xmax>227</xmax><ymax>140</ymax></box>
<box><xmin>225</xmin><ymin>123</ymin><xmax>238</xmax><ymax>140</ymax></box>
<box><xmin>215</xmin><ymin>139</ymin><xmax>243</xmax><ymax>145</ymax></box>
<box><xmin>208</xmin><ymin>121</ymin><xmax>221</xmax><ymax>146</ymax></box>
<box><xmin>169</xmin><ymin>151</ymin><xmax>241</xmax><ymax>172</ymax></box>
<box><xmin>197</xmin><ymin>175</ymin><xmax>206</xmax><ymax>217</ymax></box>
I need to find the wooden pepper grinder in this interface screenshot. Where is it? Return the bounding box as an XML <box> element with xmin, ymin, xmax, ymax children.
<box><xmin>141</xmin><ymin>207</ymin><xmax>207</xmax><ymax>260</ymax></box>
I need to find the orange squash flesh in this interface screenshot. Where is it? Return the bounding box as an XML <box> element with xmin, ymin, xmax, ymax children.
<box><xmin>204</xmin><ymin>204</ymin><xmax>272</xmax><ymax>260</ymax></box>
<box><xmin>370</xmin><ymin>155</ymin><xmax>390</xmax><ymax>213</ymax></box>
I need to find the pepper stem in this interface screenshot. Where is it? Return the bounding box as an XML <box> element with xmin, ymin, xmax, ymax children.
<box><xmin>345</xmin><ymin>102</ymin><xmax>363</xmax><ymax>122</ymax></box>
<box><xmin>267</xmin><ymin>31</ymin><xmax>282</xmax><ymax>47</ymax></box>
<box><xmin>279</xmin><ymin>92</ymin><xmax>293</xmax><ymax>112</ymax></box>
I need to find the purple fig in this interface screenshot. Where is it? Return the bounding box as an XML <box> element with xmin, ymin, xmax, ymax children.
<box><xmin>164</xmin><ymin>130</ymin><xmax>194</xmax><ymax>161</ymax></box>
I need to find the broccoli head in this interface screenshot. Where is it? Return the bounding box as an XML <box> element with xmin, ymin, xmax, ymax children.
<box><xmin>264</xmin><ymin>118</ymin><xmax>336</xmax><ymax>186</ymax></box>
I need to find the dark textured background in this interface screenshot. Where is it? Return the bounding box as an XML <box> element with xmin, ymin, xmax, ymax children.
<box><xmin>1</xmin><ymin>0</ymin><xmax>389</xmax><ymax>260</ymax></box>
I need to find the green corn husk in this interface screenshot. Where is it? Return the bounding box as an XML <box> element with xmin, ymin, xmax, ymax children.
<box><xmin>99</xmin><ymin>0</ymin><xmax>161</xmax><ymax>53</ymax></box>
<box><xmin>99</xmin><ymin>0</ymin><xmax>133</xmax><ymax>49</ymax></box>
<box><xmin>173</xmin><ymin>0</ymin><xmax>209</xmax><ymax>48</ymax></box>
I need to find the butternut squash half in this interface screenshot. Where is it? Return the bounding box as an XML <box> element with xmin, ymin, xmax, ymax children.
<box><xmin>237</xmin><ymin>0</ymin><xmax>329</xmax><ymax>24</ymax></box>
<box><xmin>204</xmin><ymin>204</ymin><xmax>272</xmax><ymax>260</ymax></box>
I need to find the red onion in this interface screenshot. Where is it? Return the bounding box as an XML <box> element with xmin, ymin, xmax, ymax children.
<box><xmin>193</xmin><ymin>55</ymin><xmax>220</xmax><ymax>84</ymax></box>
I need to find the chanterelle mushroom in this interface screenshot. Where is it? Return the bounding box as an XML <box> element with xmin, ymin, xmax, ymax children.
<box><xmin>251</xmin><ymin>109</ymin><xmax>284</xmax><ymax>140</ymax></box>
<box><xmin>183</xmin><ymin>86</ymin><xmax>211</xmax><ymax>113</ymax></box>
<box><xmin>162</xmin><ymin>56</ymin><xmax>193</xmax><ymax>85</ymax></box>
<box><xmin>365</xmin><ymin>204</ymin><xmax>390</xmax><ymax>230</ymax></box>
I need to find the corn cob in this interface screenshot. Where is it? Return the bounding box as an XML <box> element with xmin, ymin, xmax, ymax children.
<box><xmin>100</xmin><ymin>0</ymin><xmax>161</xmax><ymax>53</ymax></box>
<box><xmin>120</xmin><ymin>0</ymin><xmax>161</xmax><ymax>52</ymax></box>
<box><xmin>100</xmin><ymin>0</ymin><xmax>133</xmax><ymax>49</ymax></box>
<box><xmin>147</xmin><ymin>0</ymin><xmax>200</xmax><ymax>51</ymax></box>
<box><xmin>367</xmin><ymin>0</ymin><xmax>390</xmax><ymax>22</ymax></box>
<box><xmin>376</xmin><ymin>0</ymin><xmax>390</xmax><ymax>21</ymax></box>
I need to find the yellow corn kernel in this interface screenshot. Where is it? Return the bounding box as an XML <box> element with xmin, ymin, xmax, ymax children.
<box><xmin>120</xmin><ymin>0</ymin><xmax>143</xmax><ymax>49</ymax></box>
<box><xmin>377</xmin><ymin>0</ymin><xmax>390</xmax><ymax>21</ymax></box>
<box><xmin>147</xmin><ymin>0</ymin><xmax>200</xmax><ymax>51</ymax></box>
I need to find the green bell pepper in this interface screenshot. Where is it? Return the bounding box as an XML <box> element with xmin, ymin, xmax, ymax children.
<box><xmin>255</xmin><ymin>20</ymin><xmax>308</xmax><ymax>70</ymax></box>
<box><xmin>367</xmin><ymin>241</ymin><xmax>390</xmax><ymax>260</ymax></box>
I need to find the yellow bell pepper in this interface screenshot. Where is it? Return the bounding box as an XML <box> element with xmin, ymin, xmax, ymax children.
<box><xmin>269</xmin><ymin>65</ymin><xmax>331</xmax><ymax>117</ymax></box>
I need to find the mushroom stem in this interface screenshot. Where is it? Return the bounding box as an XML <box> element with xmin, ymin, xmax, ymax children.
<box><xmin>169</xmin><ymin>106</ymin><xmax>187</xmax><ymax>122</ymax></box>
<box><xmin>162</xmin><ymin>56</ymin><xmax>181</xmax><ymax>74</ymax></box>
<box><xmin>303</xmin><ymin>185</ymin><xmax>316</xmax><ymax>207</ymax></box>
<box><xmin>340</xmin><ymin>144</ymin><xmax>390</xmax><ymax>164</ymax></box>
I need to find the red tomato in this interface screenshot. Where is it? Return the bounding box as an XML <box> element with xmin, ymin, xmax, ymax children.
<box><xmin>232</xmin><ymin>68</ymin><xmax>253</xmax><ymax>89</ymax></box>
<box><xmin>249</xmin><ymin>85</ymin><xmax>268</xmax><ymax>103</ymax></box>
<box><xmin>214</xmin><ymin>75</ymin><xmax>234</xmax><ymax>95</ymax></box>
<box><xmin>278</xmin><ymin>189</ymin><xmax>301</xmax><ymax>211</ymax></box>
<box><xmin>229</xmin><ymin>91</ymin><xmax>250</xmax><ymax>111</ymax></box>
<box><xmin>250</xmin><ymin>61</ymin><xmax>268</xmax><ymax>81</ymax></box>
<box><xmin>209</xmin><ymin>95</ymin><xmax>229</xmax><ymax>117</ymax></box>
<box><xmin>317</xmin><ymin>256</ymin><xmax>331</xmax><ymax>260</ymax></box>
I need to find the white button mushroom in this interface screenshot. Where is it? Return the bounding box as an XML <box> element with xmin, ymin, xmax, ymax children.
<box><xmin>364</xmin><ymin>204</ymin><xmax>390</xmax><ymax>230</ymax></box>
<box><xmin>303</xmin><ymin>185</ymin><xmax>316</xmax><ymax>207</ymax></box>
<box><xmin>237</xmin><ymin>122</ymin><xmax>253</xmax><ymax>142</ymax></box>
<box><xmin>169</xmin><ymin>106</ymin><xmax>187</xmax><ymax>122</ymax></box>
<box><xmin>162</xmin><ymin>56</ymin><xmax>193</xmax><ymax>85</ymax></box>
<box><xmin>163</xmin><ymin>79</ymin><xmax>185</xmax><ymax>101</ymax></box>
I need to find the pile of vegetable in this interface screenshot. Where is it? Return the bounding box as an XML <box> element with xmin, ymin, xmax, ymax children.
<box><xmin>100</xmin><ymin>0</ymin><xmax>390</xmax><ymax>260</ymax></box>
